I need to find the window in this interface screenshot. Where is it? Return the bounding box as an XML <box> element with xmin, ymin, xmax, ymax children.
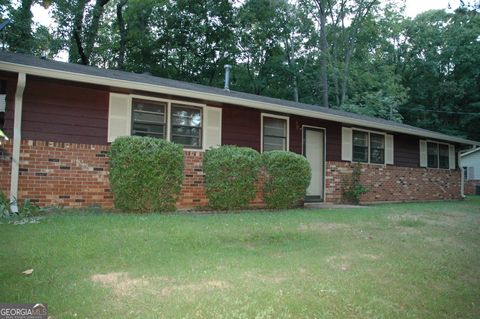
<box><xmin>370</xmin><ymin>133</ymin><xmax>385</xmax><ymax>164</ymax></box>
<box><xmin>352</xmin><ymin>131</ymin><xmax>368</xmax><ymax>162</ymax></box>
<box><xmin>132</xmin><ymin>99</ymin><xmax>167</xmax><ymax>138</ymax></box>
<box><xmin>427</xmin><ymin>142</ymin><xmax>438</xmax><ymax>168</ymax></box>
<box><xmin>129</xmin><ymin>98</ymin><xmax>203</xmax><ymax>148</ymax></box>
<box><xmin>262</xmin><ymin>115</ymin><xmax>288</xmax><ymax>151</ymax></box>
<box><xmin>427</xmin><ymin>142</ymin><xmax>450</xmax><ymax>169</ymax></box>
<box><xmin>352</xmin><ymin>130</ymin><xmax>385</xmax><ymax>164</ymax></box>
<box><xmin>171</xmin><ymin>104</ymin><xmax>202</xmax><ymax>148</ymax></box>
<box><xmin>463</xmin><ymin>167</ymin><xmax>468</xmax><ymax>180</ymax></box>
<box><xmin>439</xmin><ymin>144</ymin><xmax>449</xmax><ymax>169</ymax></box>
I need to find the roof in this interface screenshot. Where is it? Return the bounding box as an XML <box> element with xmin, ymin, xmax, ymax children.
<box><xmin>0</xmin><ymin>51</ymin><xmax>478</xmax><ymax>146</ymax></box>
<box><xmin>460</xmin><ymin>147</ymin><xmax>480</xmax><ymax>157</ymax></box>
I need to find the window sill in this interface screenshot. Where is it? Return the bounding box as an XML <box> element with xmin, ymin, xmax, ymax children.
<box><xmin>424</xmin><ymin>167</ymin><xmax>455</xmax><ymax>171</ymax></box>
<box><xmin>351</xmin><ymin>160</ymin><xmax>387</xmax><ymax>167</ymax></box>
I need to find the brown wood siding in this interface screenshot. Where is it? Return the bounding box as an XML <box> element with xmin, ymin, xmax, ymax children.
<box><xmin>19</xmin><ymin>76</ymin><xmax>109</xmax><ymax>144</ymax></box>
<box><xmin>221</xmin><ymin>105</ymin><xmax>343</xmax><ymax>160</ymax></box>
<box><xmin>290</xmin><ymin>115</ymin><xmax>343</xmax><ymax>161</ymax></box>
<box><xmin>221</xmin><ymin>104</ymin><xmax>262</xmax><ymax>151</ymax></box>
<box><xmin>1</xmin><ymin>74</ymin><xmax>429</xmax><ymax>169</ymax></box>
<box><xmin>394</xmin><ymin>133</ymin><xmax>420</xmax><ymax>167</ymax></box>
<box><xmin>221</xmin><ymin>104</ymin><xmax>422</xmax><ymax>166</ymax></box>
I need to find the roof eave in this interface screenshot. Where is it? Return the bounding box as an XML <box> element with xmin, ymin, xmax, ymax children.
<box><xmin>460</xmin><ymin>147</ymin><xmax>480</xmax><ymax>157</ymax></box>
<box><xmin>1</xmin><ymin>60</ymin><xmax>479</xmax><ymax>147</ymax></box>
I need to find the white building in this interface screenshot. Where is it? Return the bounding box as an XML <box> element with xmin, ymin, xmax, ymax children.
<box><xmin>460</xmin><ymin>148</ymin><xmax>480</xmax><ymax>195</ymax></box>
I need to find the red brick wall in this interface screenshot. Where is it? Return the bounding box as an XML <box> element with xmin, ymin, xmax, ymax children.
<box><xmin>0</xmin><ymin>140</ymin><xmax>112</xmax><ymax>208</ymax></box>
<box><xmin>177</xmin><ymin>151</ymin><xmax>208</xmax><ymax>208</ymax></box>
<box><xmin>0</xmin><ymin>142</ymin><xmax>11</xmax><ymax>197</ymax></box>
<box><xmin>465</xmin><ymin>180</ymin><xmax>480</xmax><ymax>195</ymax></box>
<box><xmin>176</xmin><ymin>151</ymin><xmax>266</xmax><ymax>209</ymax></box>
<box><xmin>0</xmin><ymin>139</ymin><xmax>264</xmax><ymax>210</ymax></box>
<box><xmin>325</xmin><ymin>161</ymin><xmax>461</xmax><ymax>203</ymax></box>
<box><xmin>0</xmin><ymin>140</ymin><xmax>463</xmax><ymax>210</ymax></box>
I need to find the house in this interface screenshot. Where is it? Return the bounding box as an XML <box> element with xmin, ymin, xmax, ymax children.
<box><xmin>0</xmin><ymin>51</ymin><xmax>479</xmax><ymax>209</ymax></box>
<box><xmin>460</xmin><ymin>148</ymin><xmax>480</xmax><ymax>195</ymax></box>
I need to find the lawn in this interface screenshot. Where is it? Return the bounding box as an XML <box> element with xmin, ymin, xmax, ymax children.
<box><xmin>1</xmin><ymin>198</ymin><xmax>480</xmax><ymax>318</ymax></box>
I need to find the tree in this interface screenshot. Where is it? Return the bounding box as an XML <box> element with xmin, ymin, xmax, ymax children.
<box><xmin>312</xmin><ymin>0</ymin><xmax>329</xmax><ymax>107</ymax></box>
<box><xmin>399</xmin><ymin>8</ymin><xmax>480</xmax><ymax>139</ymax></box>
<box><xmin>3</xmin><ymin>0</ymin><xmax>477</xmax><ymax>140</ymax></box>
<box><xmin>51</xmin><ymin>0</ymin><xmax>111</xmax><ymax>65</ymax></box>
<box><xmin>2</xmin><ymin>0</ymin><xmax>54</xmax><ymax>56</ymax></box>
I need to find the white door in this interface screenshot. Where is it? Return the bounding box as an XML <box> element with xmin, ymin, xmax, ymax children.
<box><xmin>304</xmin><ymin>129</ymin><xmax>324</xmax><ymax>200</ymax></box>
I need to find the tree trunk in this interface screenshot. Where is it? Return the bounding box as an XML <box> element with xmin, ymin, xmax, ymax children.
<box><xmin>327</xmin><ymin>0</ymin><xmax>345</xmax><ymax>107</ymax></box>
<box><xmin>340</xmin><ymin>44</ymin><xmax>353</xmax><ymax>106</ymax></box>
<box><xmin>339</xmin><ymin>0</ymin><xmax>378</xmax><ymax>106</ymax></box>
<box><xmin>116</xmin><ymin>0</ymin><xmax>128</xmax><ymax>70</ymax></box>
<box><xmin>284</xmin><ymin>37</ymin><xmax>299</xmax><ymax>102</ymax></box>
<box><xmin>293</xmin><ymin>75</ymin><xmax>299</xmax><ymax>102</ymax></box>
<box><xmin>70</xmin><ymin>0</ymin><xmax>88</xmax><ymax>64</ymax></box>
<box><xmin>315</xmin><ymin>0</ymin><xmax>329</xmax><ymax>108</ymax></box>
<box><xmin>83</xmin><ymin>0</ymin><xmax>110</xmax><ymax>64</ymax></box>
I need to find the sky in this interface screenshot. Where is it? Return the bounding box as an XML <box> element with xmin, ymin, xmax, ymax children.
<box><xmin>404</xmin><ymin>0</ymin><xmax>460</xmax><ymax>17</ymax></box>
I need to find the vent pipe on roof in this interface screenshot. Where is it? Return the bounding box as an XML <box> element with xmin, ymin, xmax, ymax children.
<box><xmin>224</xmin><ymin>64</ymin><xmax>232</xmax><ymax>91</ymax></box>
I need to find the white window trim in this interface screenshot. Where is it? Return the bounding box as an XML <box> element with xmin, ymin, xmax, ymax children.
<box><xmin>261</xmin><ymin>113</ymin><xmax>290</xmax><ymax>153</ymax></box>
<box><xmin>425</xmin><ymin>139</ymin><xmax>453</xmax><ymax>170</ymax></box>
<box><xmin>351</xmin><ymin>128</ymin><xmax>387</xmax><ymax>165</ymax></box>
<box><xmin>129</xmin><ymin>94</ymin><xmax>206</xmax><ymax>151</ymax></box>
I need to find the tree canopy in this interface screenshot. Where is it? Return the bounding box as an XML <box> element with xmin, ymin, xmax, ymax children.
<box><xmin>1</xmin><ymin>0</ymin><xmax>479</xmax><ymax>140</ymax></box>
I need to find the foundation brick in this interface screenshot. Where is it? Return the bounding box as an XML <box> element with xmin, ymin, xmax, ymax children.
<box><xmin>325</xmin><ymin>161</ymin><xmax>462</xmax><ymax>203</ymax></box>
<box><xmin>0</xmin><ymin>140</ymin><xmax>463</xmax><ymax>210</ymax></box>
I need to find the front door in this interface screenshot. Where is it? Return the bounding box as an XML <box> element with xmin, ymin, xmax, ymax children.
<box><xmin>303</xmin><ymin>128</ymin><xmax>324</xmax><ymax>201</ymax></box>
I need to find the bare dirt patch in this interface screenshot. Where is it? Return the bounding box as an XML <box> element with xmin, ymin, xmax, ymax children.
<box><xmin>327</xmin><ymin>253</ymin><xmax>381</xmax><ymax>271</ymax></box>
<box><xmin>91</xmin><ymin>272</ymin><xmax>230</xmax><ymax>299</ymax></box>
<box><xmin>390</xmin><ymin>212</ymin><xmax>475</xmax><ymax>229</ymax></box>
<box><xmin>160</xmin><ymin>280</ymin><xmax>231</xmax><ymax>297</ymax></box>
<box><xmin>91</xmin><ymin>272</ymin><xmax>148</xmax><ymax>297</ymax></box>
<box><xmin>243</xmin><ymin>271</ymin><xmax>289</xmax><ymax>284</ymax></box>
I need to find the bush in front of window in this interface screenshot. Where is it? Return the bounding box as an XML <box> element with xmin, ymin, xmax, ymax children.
<box><xmin>109</xmin><ymin>136</ymin><xmax>184</xmax><ymax>212</ymax></box>
<box><xmin>203</xmin><ymin>145</ymin><xmax>261</xmax><ymax>210</ymax></box>
<box><xmin>261</xmin><ymin>151</ymin><xmax>311</xmax><ymax>209</ymax></box>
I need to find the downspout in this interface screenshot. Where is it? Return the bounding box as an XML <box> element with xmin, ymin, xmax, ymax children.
<box><xmin>9</xmin><ymin>72</ymin><xmax>26</xmax><ymax>212</ymax></box>
<box><xmin>458</xmin><ymin>147</ymin><xmax>475</xmax><ymax>199</ymax></box>
<box><xmin>460</xmin><ymin>164</ymin><xmax>465</xmax><ymax>199</ymax></box>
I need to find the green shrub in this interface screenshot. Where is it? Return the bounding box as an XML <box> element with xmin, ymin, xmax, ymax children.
<box><xmin>341</xmin><ymin>164</ymin><xmax>368</xmax><ymax>204</ymax></box>
<box><xmin>0</xmin><ymin>191</ymin><xmax>40</xmax><ymax>220</ymax></box>
<box><xmin>203</xmin><ymin>145</ymin><xmax>261</xmax><ymax>209</ymax></box>
<box><xmin>109</xmin><ymin>136</ymin><xmax>184</xmax><ymax>212</ymax></box>
<box><xmin>261</xmin><ymin>151</ymin><xmax>311</xmax><ymax>209</ymax></box>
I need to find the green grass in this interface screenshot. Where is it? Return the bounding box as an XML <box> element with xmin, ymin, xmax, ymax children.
<box><xmin>1</xmin><ymin>197</ymin><xmax>480</xmax><ymax>318</ymax></box>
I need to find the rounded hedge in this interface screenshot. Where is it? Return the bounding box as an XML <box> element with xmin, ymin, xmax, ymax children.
<box><xmin>109</xmin><ymin>136</ymin><xmax>184</xmax><ymax>212</ymax></box>
<box><xmin>203</xmin><ymin>145</ymin><xmax>261</xmax><ymax>210</ymax></box>
<box><xmin>262</xmin><ymin>151</ymin><xmax>311</xmax><ymax>209</ymax></box>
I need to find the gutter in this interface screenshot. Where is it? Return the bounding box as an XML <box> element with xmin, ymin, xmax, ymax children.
<box><xmin>9</xmin><ymin>72</ymin><xmax>26</xmax><ymax>212</ymax></box>
<box><xmin>459</xmin><ymin>152</ymin><xmax>465</xmax><ymax>198</ymax></box>
<box><xmin>0</xmin><ymin>61</ymin><xmax>479</xmax><ymax>147</ymax></box>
